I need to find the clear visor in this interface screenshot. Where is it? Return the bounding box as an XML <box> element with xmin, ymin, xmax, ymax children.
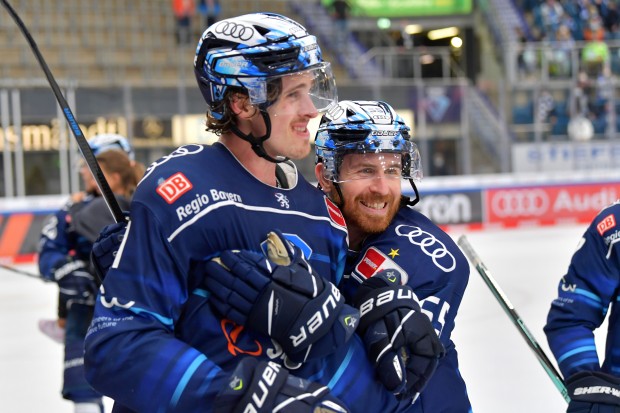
<box><xmin>333</xmin><ymin>142</ymin><xmax>423</xmax><ymax>183</ymax></box>
<box><xmin>239</xmin><ymin>62</ymin><xmax>337</xmax><ymax>116</ymax></box>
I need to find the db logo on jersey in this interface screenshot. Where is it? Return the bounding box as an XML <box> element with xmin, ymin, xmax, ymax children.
<box><xmin>597</xmin><ymin>214</ymin><xmax>616</xmax><ymax>235</ymax></box>
<box><xmin>157</xmin><ymin>172</ymin><xmax>193</xmax><ymax>204</ymax></box>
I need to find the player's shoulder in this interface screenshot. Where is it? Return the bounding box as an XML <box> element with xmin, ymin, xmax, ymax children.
<box><xmin>133</xmin><ymin>144</ymin><xmax>220</xmax><ymax>197</ymax></box>
<box><xmin>141</xmin><ymin>144</ymin><xmax>213</xmax><ymax>180</ymax></box>
<box><xmin>594</xmin><ymin>200</ymin><xmax>620</xmax><ymax>222</ymax></box>
<box><xmin>390</xmin><ymin>207</ymin><xmax>456</xmax><ymax>246</ymax></box>
<box><xmin>373</xmin><ymin>207</ymin><xmax>466</xmax><ymax>271</ymax></box>
<box><xmin>289</xmin><ymin>172</ymin><xmax>347</xmax><ymax>230</ymax></box>
<box><xmin>590</xmin><ymin>200</ymin><xmax>620</xmax><ymax>238</ymax></box>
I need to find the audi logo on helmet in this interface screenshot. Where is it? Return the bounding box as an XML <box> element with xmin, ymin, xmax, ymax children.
<box><xmin>213</xmin><ymin>21</ymin><xmax>255</xmax><ymax>41</ymax></box>
<box><xmin>490</xmin><ymin>189</ymin><xmax>550</xmax><ymax>217</ymax></box>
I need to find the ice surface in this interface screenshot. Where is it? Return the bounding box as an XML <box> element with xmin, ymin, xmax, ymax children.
<box><xmin>0</xmin><ymin>224</ymin><xmax>598</xmax><ymax>412</ymax></box>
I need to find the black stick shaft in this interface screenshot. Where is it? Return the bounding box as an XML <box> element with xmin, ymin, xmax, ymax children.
<box><xmin>0</xmin><ymin>263</ymin><xmax>45</xmax><ymax>280</ymax></box>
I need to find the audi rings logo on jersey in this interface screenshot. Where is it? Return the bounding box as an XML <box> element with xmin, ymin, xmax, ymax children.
<box><xmin>395</xmin><ymin>225</ymin><xmax>456</xmax><ymax>272</ymax></box>
<box><xmin>214</xmin><ymin>21</ymin><xmax>254</xmax><ymax>41</ymax></box>
<box><xmin>490</xmin><ymin>189</ymin><xmax>550</xmax><ymax>217</ymax></box>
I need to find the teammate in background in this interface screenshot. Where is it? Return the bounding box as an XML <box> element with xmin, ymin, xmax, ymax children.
<box><xmin>545</xmin><ymin>201</ymin><xmax>620</xmax><ymax>413</ymax></box>
<box><xmin>38</xmin><ymin>134</ymin><xmax>140</xmax><ymax>343</ymax></box>
<box><xmin>314</xmin><ymin>100</ymin><xmax>472</xmax><ymax>412</ymax></box>
<box><xmin>38</xmin><ymin>135</ymin><xmax>140</xmax><ymax>413</ymax></box>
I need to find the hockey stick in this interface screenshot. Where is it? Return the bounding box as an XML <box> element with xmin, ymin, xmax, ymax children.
<box><xmin>1</xmin><ymin>0</ymin><xmax>124</xmax><ymax>223</ymax></box>
<box><xmin>457</xmin><ymin>235</ymin><xmax>571</xmax><ymax>403</ymax></box>
<box><xmin>0</xmin><ymin>262</ymin><xmax>46</xmax><ymax>281</ymax></box>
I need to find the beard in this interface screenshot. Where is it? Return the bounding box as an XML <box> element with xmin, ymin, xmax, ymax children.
<box><xmin>340</xmin><ymin>192</ymin><xmax>400</xmax><ymax>235</ymax></box>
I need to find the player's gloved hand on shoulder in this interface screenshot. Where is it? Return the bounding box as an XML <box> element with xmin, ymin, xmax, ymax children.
<box><xmin>90</xmin><ymin>219</ymin><xmax>128</xmax><ymax>283</ymax></box>
<box><xmin>54</xmin><ymin>259</ymin><xmax>97</xmax><ymax>308</ymax></box>
<box><xmin>215</xmin><ymin>357</ymin><xmax>349</xmax><ymax>413</ymax></box>
<box><xmin>352</xmin><ymin>269</ymin><xmax>445</xmax><ymax>401</ymax></box>
<box><xmin>566</xmin><ymin>371</ymin><xmax>620</xmax><ymax>413</ymax></box>
<box><xmin>202</xmin><ymin>229</ymin><xmax>359</xmax><ymax>363</ymax></box>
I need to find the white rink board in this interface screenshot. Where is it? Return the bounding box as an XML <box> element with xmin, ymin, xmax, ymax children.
<box><xmin>0</xmin><ymin>223</ymin><xmax>604</xmax><ymax>412</ymax></box>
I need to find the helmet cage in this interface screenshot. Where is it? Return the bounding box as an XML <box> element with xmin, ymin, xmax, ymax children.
<box><xmin>319</xmin><ymin>136</ymin><xmax>422</xmax><ymax>183</ymax></box>
<box><xmin>239</xmin><ymin>62</ymin><xmax>337</xmax><ymax>113</ymax></box>
<box><xmin>194</xmin><ymin>14</ymin><xmax>336</xmax><ymax>119</ymax></box>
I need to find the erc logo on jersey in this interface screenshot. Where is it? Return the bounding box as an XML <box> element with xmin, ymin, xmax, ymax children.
<box><xmin>355</xmin><ymin>246</ymin><xmax>408</xmax><ymax>284</ymax></box>
<box><xmin>221</xmin><ymin>319</ymin><xmax>263</xmax><ymax>357</ymax></box>
<box><xmin>156</xmin><ymin>172</ymin><xmax>193</xmax><ymax>204</ymax></box>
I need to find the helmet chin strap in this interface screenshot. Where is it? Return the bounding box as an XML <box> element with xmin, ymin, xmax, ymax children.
<box><xmin>333</xmin><ymin>183</ymin><xmax>346</xmax><ymax>210</ymax></box>
<box><xmin>329</xmin><ymin>179</ymin><xmax>420</xmax><ymax>210</ymax></box>
<box><xmin>229</xmin><ymin>110</ymin><xmax>288</xmax><ymax>164</ymax></box>
<box><xmin>405</xmin><ymin>179</ymin><xmax>420</xmax><ymax>206</ymax></box>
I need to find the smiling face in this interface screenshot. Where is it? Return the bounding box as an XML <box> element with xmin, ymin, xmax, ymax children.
<box><xmin>260</xmin><ymin>72</ymin><xmax>320</xmax><ymax>160</ymax></box>
<box><xmin>318</xmin><ymin>152</ymin><xmax>403</xmax><ymax>248</ymax></box>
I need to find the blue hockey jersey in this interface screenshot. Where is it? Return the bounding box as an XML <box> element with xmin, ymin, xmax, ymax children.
<box><xmin>38</xmin><ymin>195</ymin><xmax>95</xmax><ymax>280</ymax></box>
<box><xmin>545</xmin><ymin>201</ymin><xmax>620</xmax><ymax>380</ymax></box>
<box><xmin>343</xmin><ymin>206</ymin><xmax>472</xmax><ymax>413</ymax></box>
<box><xmin>84</xmin><ymin>143</ymin><xmax>410</xmax><ymax>413</ymax></box>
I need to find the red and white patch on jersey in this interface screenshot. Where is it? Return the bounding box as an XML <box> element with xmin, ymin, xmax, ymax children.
<box><xmin>597</xmin><ymin>214</ymin><xmax>616</xmax><ymax>235</ymax></box>
<box><xmin>325</xmin><ymin>198</ymin><xmax>346</xmax><ymax>228</ymax></box>
<box><xmin>156</xmin><ymin>172</ymin><xmax>193</xmax><ymax>204</ymax></box>
<box><xmin>355</xmin><ymin>246</ymin><xmax>408</xmax><ymax>284</ymax></box>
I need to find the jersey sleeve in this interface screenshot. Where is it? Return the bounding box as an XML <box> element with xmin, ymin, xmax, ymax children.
<box><xmin>418</xmin><ymin>261</ymin><xmax>469</xmax><ymax>348</ymax></box>
<box><xmin>38</xmin><ymin>208</ymin><xmax>72</xmax><ymax>280</ymax></box>
<box><xmin>544</xmin><ymin>205</ymin><xmax>620</xmax><ymax>378</ymax></box>
<box><xmin>84</xmin><ymin>200</ymin><xmax>228</xmax><ymax>412</ymax></box>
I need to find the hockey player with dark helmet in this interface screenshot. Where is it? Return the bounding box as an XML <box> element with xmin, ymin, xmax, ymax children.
<box><xmin>194</xmin><ymin>12</ymin><xmax>337</xmax><ymax>163</ymax></box>
<box><xmin>315</xmin><ymin>100</ymin><xmax>423</xmax><ymax>207</ymax></box>
<box><xmin>314</xmin><ymin>100</ymin><xmax>472</xmax><ymax>411</ymax></box>
<box><xmin>85</xmin><ymin>13</ymin><xmax>416</xmax><ymax>413</ymax></box>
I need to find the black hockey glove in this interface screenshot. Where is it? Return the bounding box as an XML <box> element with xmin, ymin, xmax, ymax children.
<box><xmin>352</xmin><ymin>269</ymin><xmax>444</xmax><ymax>401</ymax></box>
<box><xmin>90</xmin><ymin>220</ymin><xmax>127</xmax><ymax>283</ymax></box>
<box><xmin>215</xmin><ymin>357</ymin><xmax>349</xmax><ymax>413</ymax></box>
<box><xmin>202</xmin><ymin>230</ymin><xmax>359</xmax><ymax>363</ymax></box>
<box><xmin>54</xmin><ymin>259</ymin><xmax>97</xmax><ymax>308</ymax></box>
<box><xmin>566</xmin><ymin>371</ymin><xmax>620</xmax><ymax>413</ymax></box>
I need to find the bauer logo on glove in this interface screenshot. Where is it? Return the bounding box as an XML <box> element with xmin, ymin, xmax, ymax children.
<box><xmin>215</xmin><ymin>358</ymin><xmax>350</xmax><ymax>413</ymax></box>
<box><xmin>353</xmin><ymin>269</ymin><xmax>445</xmax><ymax>400</ymax></box>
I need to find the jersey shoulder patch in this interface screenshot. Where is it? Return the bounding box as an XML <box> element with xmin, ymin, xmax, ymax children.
<box><xmin>325</xmin><ymin>197</ymin><xmax>346</xmax><ymax>228</ymax></box>
<box><xmin>354</xmin><ymin>246</ymin><xmax>408</xmax><ymax>284</ymax></box>
<box><xmin>156</xmin><ymin>172</ymin><xmax>193</xmax><ymax>204</ymax></box>
<box><xmin>597</xmin><ymin>213</ymin><xmax>616</xmax><ymax>236</ymax></box>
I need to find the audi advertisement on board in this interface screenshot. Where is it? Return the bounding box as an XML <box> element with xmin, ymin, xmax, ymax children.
<box><xmin>408</xmin><ymin>181</ymin><xmax>620</xmax><ymax>229</ymax></box>
<box><xmin>485</xmin><ymin>183</ymin><xmax>620</xmax><ymax>227</ymax></box>
<box><xmin>2</xmin><ymin>180</ymin><xmax>619</xmax><ymax>264</ymax></box>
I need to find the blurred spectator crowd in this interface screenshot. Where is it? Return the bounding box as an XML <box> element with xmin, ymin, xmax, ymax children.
<box><xmin>511</xmin><ymin>0</ymin><xmax>620</xmax><ymax>140</ymax></box>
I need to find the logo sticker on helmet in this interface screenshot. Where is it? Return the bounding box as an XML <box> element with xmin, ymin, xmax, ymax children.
<box><xmin>213</xmin><ymin>21</ymin><xmax>254</xmax><ymax>41</ymax></box>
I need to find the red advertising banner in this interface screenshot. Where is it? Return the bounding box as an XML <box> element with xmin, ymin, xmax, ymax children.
<box><xmin>485</xmin><ymin>183</ymin><xmax>620</xmax><ymax>227</ymax></box>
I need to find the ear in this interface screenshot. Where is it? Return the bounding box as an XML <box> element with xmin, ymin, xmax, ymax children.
<box><xmin>229</xmin><ymin>94</ymin><xmax>255</xmax><ymax>119</ymax></box>
<box><xmin>315</xmin><ymin>163</ymin><xmax>334</xmax><ymax>192</ymax></box>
